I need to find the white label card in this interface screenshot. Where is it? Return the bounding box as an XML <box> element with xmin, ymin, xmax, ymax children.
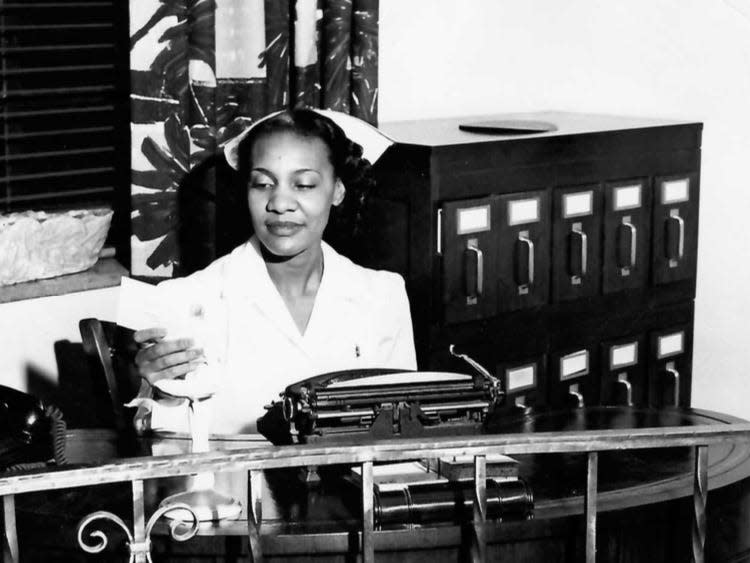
<box><xmin>560</xmin><ymin>350</ymin><xmax>589</xmax><ymax>380</ymax></box>
<box><xmin>506</xmin><ymin>365</ymin><xmax>536</xmax><ymax>392</ymax></box>
<box><xmin>613</xmin><ymin>185</ymin><xmax>642</xmax><ymax>211</ymax></box>
<box><xmin>658</xmin><ymin>332</ymin><xmax>684</xmax><ymax>358</ymax></box>
<box><xmin>610</xmin><ymin>342</ymin><xmax>638</xmax><ymax>369</ymax></box>
<box><xmin>508</xmin><ymin>197</ymin><xmax>540</xmax><ymax>226</ymax></box>
<box><xmin>563</xmin><ymin>191</ymin><xmax>593</xmax><ymax>218</ymax></box>
<box><xmin>457</xmin><ymin>205</ymin><xmax>491</xmax><ymax>235</ymax></box>
<box><xmin>662</xmin><ymin>178</ymin><xmax>690</xmax><ymax>204</ymax></box>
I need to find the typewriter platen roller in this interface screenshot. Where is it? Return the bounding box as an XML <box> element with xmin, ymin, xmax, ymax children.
<box><xmin>257</xmin><ymin>366</ymin><xmax>503</xmax><ymax>445</ymax></box>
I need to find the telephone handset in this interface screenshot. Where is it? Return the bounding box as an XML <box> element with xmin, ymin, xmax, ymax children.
<box><xmin>0</xmin><ymin>384</ymin><xmax>67</xmax><ymax>472</ymax></box>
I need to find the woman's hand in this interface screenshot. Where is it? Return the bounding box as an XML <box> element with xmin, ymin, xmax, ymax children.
<box><xmin>133</xmin><ymin>327</ymin><xmax>205</xmax><ymax>386</ymax></box>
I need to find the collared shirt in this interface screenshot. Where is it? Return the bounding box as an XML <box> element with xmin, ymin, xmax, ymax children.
<box><xmin>133</xmin><ymin>236</ymin><xmax>417</xmax><ymax>435</ymax></box>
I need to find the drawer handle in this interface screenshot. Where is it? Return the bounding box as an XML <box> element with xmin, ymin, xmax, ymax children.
<box><xmin>569</xmin><ymin>227</ymin><xmax>588</xmax><ymax>277</ymax></box>
<box><xmin>617</xmin><ymin>374</ymin><xmax>633</xmax><ymax>407</ymax></box>
<box><xmin>568</xmin><ymin>388</ymin><xmax>584</xmax><ymax>408</ymax></box>
<box><xmin>464</xmin><ymin>242</ymin><xmax>484</xmax><ymax>296</ymax></box>
<box><xmin>514</xmin><ymin>395</ymin><xmax>531</xmax><ymax>414</ymax></box>
<box><xmin>618</xmin><ymin>220</ymin><xmax>637</xmax><ymax>269</ymax></box>
<box><xmin>517</xmin><ymin>234</ymin><xmax>535</xmax><ymax>285</ymax></box>
<box><xmin>666</xmin><ymin>214</ymin><xmax>685</xmax><ymax>261</ymax></box>
<box><xmin>665</xmin><ymin>367</ymin><xmax>680</xmax><ymax>406</ymax></box>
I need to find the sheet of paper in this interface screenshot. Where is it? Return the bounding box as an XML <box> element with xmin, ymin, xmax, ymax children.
<box><xmin>327</xmin><ymin>371</ymin><xmax>472</xmax><ymax>388</ymax></box>
<box><xmin>116</xmin><ymin>276</ymin><xmax>167</xmax><ymax>331</ymax></box>
<box><xmin>117</xmin><ymin>276</ymin><xmax>211</xmax><ymax>338</ymax></box>
<box><xmin>117</xmin><ymin>276</ymin><xmax>221</xmax><ymax>400</ymax></box>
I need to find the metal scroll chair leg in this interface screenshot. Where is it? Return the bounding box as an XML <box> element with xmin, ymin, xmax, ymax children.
<box><xmin>131</xmin><ymin>479</ymin><xmax>148</xmax><ymax>563</ymax></box>
<box><xmin>585</xmin><ymin>452</ymin><xmax>598</xmax><ymax>563</ymax></box>
<box><xmin>361</xmin><ymin>461</ymin><xmax>375</xmax><ymax>563</ymax></box>
<box><xmin>692</xmin><ymin>445</ymin><xmax>708</xmax><ymax>563</ymax></box>
<box><xmin>3</xmin><ymin>495</ymin><xmax>18</xmax><ymax>563</ymax></box>
<box><xmin>247</xmin><ymin>470</ymin><xmax>264</xmax><ymax>562</ymax></box>
<box><xmin>471</xmin><ymin>455</ymin><xmax>487</xmax><ymax>563</ymax></box>
<box><xmin>247</xmin><ymin>514</ymin><xmax>263</xmax><ymax>562</ymax></box>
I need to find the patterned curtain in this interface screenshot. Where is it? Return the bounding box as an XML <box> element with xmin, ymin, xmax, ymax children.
<box><xmin>129</xmin><ymin>0</ymin><xmax>379</xmax><ymax>278</ymax></box>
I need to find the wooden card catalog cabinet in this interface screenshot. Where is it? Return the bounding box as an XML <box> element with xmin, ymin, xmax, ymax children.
<box><xmin>652</xmin><ymin>174</ymin><xmax>699</xmax><ymax>285</ymax></box>
<box><xmin>363</xmin><ymin>112</ymin><xmax>702</xmax><ymax>410</ymax></box>
<box><xmin>549</xmin><ymin>348</ymin><xmax>598</xmax><ymax>409</ymax></box>
<box><xmin>552</xmin><ymin>185</ymin><xmax>602</xmax><ymax>302</ymax></box>
<box><xmin>648</xmin><ymin>327</ymin><xmax>693</xmax><ymax>408</ymax></box>
<box><xmin>600</xmin><ymin>336</ymin><xmax>647</xmax><ymax>407</ymax></box>
<box><xmin>495</xmin><ymin>357</ymin><xmax>546</xmax><ymax>416</ymax></box>
<box><xmin>441</xmin><ymin>197</ymin><xmax>498</xmax><ymax>324</ymax></box>
<box><xmin>603</xmin><ymin>179</ymin><xmax>652</xmax><ymax>294</ymax></box>
<box><xmin>496</xmin><ymin>191</ymin><xmax>550</xmax><ymax>312</ymax></box>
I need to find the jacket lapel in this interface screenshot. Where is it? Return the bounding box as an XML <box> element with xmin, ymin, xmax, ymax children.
<box><xmin>300</xmin><ymin>242</ymin><xmax>363</xmax><ymax>360</ymax></box>
<box><xmin>227</xmin><ymin>237</ymin><xmax>306</xmax><ymax>350</ymax></box>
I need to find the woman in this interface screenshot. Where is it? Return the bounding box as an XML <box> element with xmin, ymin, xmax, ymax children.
<box><xmin>131</xmin><ymin>109</ymin><xmax>416</xmax><ymax>435</ymax></box>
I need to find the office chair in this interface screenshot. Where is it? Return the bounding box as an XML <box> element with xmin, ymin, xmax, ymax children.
<box><xmin>78</xmin><ymin>318</ymin><xmax>139</xmax><ymax>450</ymax></box>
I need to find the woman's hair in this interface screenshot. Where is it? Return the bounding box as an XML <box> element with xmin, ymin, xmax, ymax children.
<box><xmin>235</xmin><ymin>108</ymin><xmax>376</xmax><ymax>255</ymax></box>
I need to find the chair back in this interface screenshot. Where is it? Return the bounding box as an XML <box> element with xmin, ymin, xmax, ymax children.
<box><xmin>78</xmin><ymin>318</ymin><xmax>138</xmax><ymax>434</ymax></box>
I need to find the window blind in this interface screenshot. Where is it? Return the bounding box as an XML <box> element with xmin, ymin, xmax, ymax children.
<box><xmin>0</xmin><ymin>0</ymin><xmax>128</xmax><ymax>213</ymax></box>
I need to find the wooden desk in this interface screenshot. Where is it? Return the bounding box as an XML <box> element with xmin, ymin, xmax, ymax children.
<box><xmin>6</xmin><ymin>406</ymin><xmax>750</xmax><ymax>562</ymax></box>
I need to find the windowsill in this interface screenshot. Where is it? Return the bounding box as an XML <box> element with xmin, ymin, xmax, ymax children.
<box><xmin>0</xmin><ymin>258</ymin><xmax>128</xmax><ymax>304</ymax></box>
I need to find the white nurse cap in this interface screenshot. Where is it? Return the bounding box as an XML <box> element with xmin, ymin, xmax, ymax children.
<box><xmin>222</xmin><ymin>109</ymin><xmax>394</xmax><ymax>171</ymax></box>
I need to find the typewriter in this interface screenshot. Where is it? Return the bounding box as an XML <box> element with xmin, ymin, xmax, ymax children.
<box><xmin>257</xmin><ymin>346</ymin><xmax>504</xmax><ymax>446</ymax></box>
<box><xmin>256</xmin><ymin>348</ymin><xmax>534</xmax><ymax>526</ymax></box>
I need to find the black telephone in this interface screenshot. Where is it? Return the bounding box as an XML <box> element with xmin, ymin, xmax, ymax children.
<box><xmin>0</xmin><ymin>385</ymin><xmax>67</xmax><ymax>472</ymax></box>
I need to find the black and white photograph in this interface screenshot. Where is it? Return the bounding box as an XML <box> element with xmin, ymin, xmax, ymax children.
<box><xmin>2</xmin><ymin>1</ymin><xmax>750</xmax><ymax>561</ymax></box>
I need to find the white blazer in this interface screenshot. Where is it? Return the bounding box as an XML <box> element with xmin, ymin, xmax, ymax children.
<box><xmin>133</xmin><ymin>236</ymin><xmax>417</xmax><ymax>435</ymax></box>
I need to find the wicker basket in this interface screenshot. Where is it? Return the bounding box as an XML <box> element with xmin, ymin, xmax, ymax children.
<box><xmin>0</xmin><ymin>208</ymin><xmax>113</xmax><ymax>286</ymax></box>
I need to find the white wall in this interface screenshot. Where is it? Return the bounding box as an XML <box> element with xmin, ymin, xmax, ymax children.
<box><xmin>0</xmin><ymin>288</ymin><xmax>119</xmax><ymax>394</ymax></box>
<box><xmin>379</xmin><ymin>0</ymin><xmax>750</xmax><ymax>419</ymax></box>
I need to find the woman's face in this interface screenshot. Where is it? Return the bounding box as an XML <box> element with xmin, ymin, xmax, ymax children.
<box><xmin>247</xmin><ymin>131</ymin><xmax>345</xmax><ymax>258</ymax></box>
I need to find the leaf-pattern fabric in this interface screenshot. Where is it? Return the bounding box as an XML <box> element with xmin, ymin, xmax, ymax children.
<box><xmin>129</xmin><ymin>0</ymin><xmax>379</xmax><ymax>277</ymax></box>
